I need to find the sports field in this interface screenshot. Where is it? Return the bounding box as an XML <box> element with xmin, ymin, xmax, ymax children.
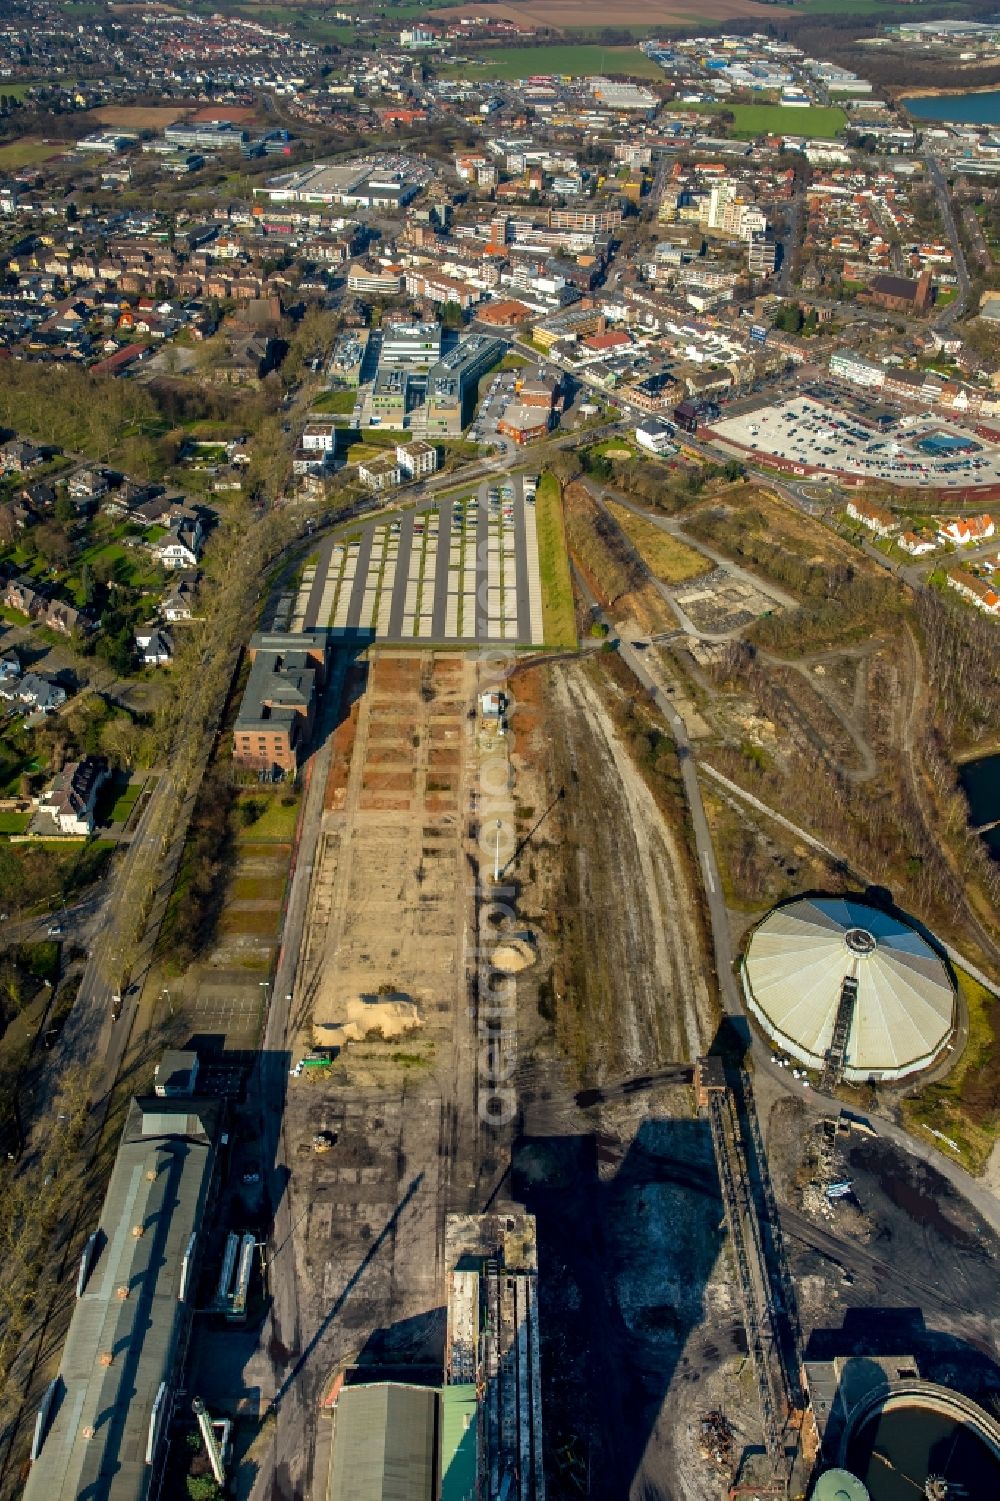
<box><xmin>684</xmin><ymin>101</ymin><xmax>847</xmax><ymax>138</ymax></box>
<box><xmin>439</xmin><ymin>43</ymin><xmax>664</xmax><ymax>80</ymax></box>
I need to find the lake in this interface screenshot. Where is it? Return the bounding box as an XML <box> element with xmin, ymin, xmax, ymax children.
<box><xmin>902</xmin><ymin>91</ymin><xmax>1000</xmax><ymax>125</ymax></box>
<box><xmin>959</xmin><ymin>752</ymin><xmax>1000</xmax><ymax>860</ymax></box>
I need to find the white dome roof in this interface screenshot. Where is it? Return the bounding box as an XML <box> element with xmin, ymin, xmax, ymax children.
<box><xmin>742</xmin><ymin>897</ymin><xmax>954</xmax><ymax>1080</ymax></box>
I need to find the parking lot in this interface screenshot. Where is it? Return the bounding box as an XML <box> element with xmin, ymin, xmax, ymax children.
<box><xmin>710</xmin><ymin>395</ymin><xmax>1000</xmax><ymax>489</ymax></box>
<box><xmin>305</xmin><ymin>474</ymin><xmax>545</xmax><ymax>645</ymax></box>
<box><xmin>470</xmin><ymin>367</ymin><xmax>519</xmax><ymax>455</ymax></box>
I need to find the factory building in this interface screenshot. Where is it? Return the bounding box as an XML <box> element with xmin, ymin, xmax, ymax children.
<box><xmin>324</xmin><ymin>1207</ymin><xmax>543</xmax><ymax>1501</ymax></box>
<box><xmin>232</xmin><ymin>630</ymin><xmax>328</xmax><ymax>774</ymax></box>
<box><xmin>24</xmin><ymin>1074</ymin><xmax>222</xmax><ymax>1501</ymax></box>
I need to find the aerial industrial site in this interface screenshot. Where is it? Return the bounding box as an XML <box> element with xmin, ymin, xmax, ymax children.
<box><xmin>0</xmin><ymin>5</ymin><xmax>998</xmax><ymax>1501</ymax></box>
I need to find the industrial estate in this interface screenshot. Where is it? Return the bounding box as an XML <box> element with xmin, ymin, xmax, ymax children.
<box><xmin>0</xmin><ymin>5</ymin><xmax>999</xmax><ymax>1501</ymax></box>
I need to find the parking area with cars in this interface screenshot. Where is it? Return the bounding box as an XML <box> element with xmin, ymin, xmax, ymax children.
<box><xmin>470</xmin><ymin>367</ymin><xmax>519</xmax><ymax>455</ymax></box>
<box><xmin>308</xmin><ymin>473</ymin><xmax>545</xmax><ymax>645</ymax></box>
<box><xmin>709</xmin><ymin>394</ymin><xmax>1000</xmax><ymax>489</ymax></box>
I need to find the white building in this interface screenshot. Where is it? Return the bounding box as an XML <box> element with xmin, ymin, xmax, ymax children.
<box><xmin>396</xmin><ymin>440</ymin><xmax>437</xmax><ymax>480</ymax></box>
<box><xmin>358</xmin><ymin>455</ymin><xmax>402</xmax><ymax>492</ymax></box>
<box><xmin>37</xmin><ymin>757</ymin><xmax>109</xmax><ymax>835</ymax></box>
<box><xmin>635</xmin><ymin>417</ymin><xmax>677</xmax><ymax>455</ymax></box>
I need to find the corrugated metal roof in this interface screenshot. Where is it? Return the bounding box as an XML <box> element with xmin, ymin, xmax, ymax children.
<box><xmin>439</xmin><ymin>1385</ymin><xmax>478</xmax><ymax>1501</ymax></box>
<box><xmin>23</xmin><ymin>1095</ymin><xmax>220</xmax><ymax>1501</ymax></box>
<box><xmin>743</xmin><ymin>898</ymin><xmax>954</xmax><ymax>1077</ymax></box>
<box><xmin>328</xmin><ymin>1384</ymin><xmax>437</xmax><ymax>1501</ymax></box>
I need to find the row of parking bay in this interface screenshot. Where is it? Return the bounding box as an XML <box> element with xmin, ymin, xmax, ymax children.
<box><xmin>322</xmin><ymin>477</ymin><xmax>545</xmax><ymax>644</ymax></box>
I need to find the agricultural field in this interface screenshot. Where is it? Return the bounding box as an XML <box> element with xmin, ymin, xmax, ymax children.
<box><xmin>439</xmin><ymin>43</ymin><xmax>666</xmax><ymax>80</ymax></box>
<box><xmin>93</xmin><ymin>104</ymin><xmax>186</xmax><ymax>128</ymax></box>
<box><xmin>430</xmin><ymin>0</ymin><xmax>794</xmax><ymax>29</ymax></box>
<box><xmin>685</xmin><ymin>102</ymin><xmax>848</xmax><ymax>138</ymax></box>
<box><xmin>0</xmin><ymin>138</ymin><xmax>67</xmax><ymax>169</ymax></box>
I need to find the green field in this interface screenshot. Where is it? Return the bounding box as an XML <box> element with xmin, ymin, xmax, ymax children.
<box><xmin>439</xmin><ymin>44</ymin><xmax>664</xmax><ymax>82</ymax></box>
<box><xmin>0</xmin><ymin>81</ymin><xmax>43</xmax><ymax>100</ymax></box>
<box><xmin>235</xmin><ymin>791</ymin><xmax>300</xmax><ymax>844</ymax></box>
<box><xmin>311</xmin><ymin>388</ymin><xmax>358</xmax><ymax>415</ymax></box>
<box><xmin>681</xmin><ymin>102</ymin><xmax>847</xmax><ymax>139</ymax></box>
<box><xmin>535</xmin><ymin>473</ymin><xmax>576</xmax><ymax>650</ymax></box>
<box><xmin>0</xmin><ymin>138</ymin><xmax>66</xmax><ymax>168</ymax></box>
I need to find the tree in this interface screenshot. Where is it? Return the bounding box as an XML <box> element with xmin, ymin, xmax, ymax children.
<box><xmin>34</xmin><ymin>523</ymin><xmax>72</xmax><ymax>569</ymax></box>
<box><xmin>186</xmin><ymin>1476</ymin><xmax>221</xmax><ymax>1500</ymax></box>
<box><xmin>99</xmin><ymin>715</ymin><xmax>144</xmax><ymax>770</ymax></box>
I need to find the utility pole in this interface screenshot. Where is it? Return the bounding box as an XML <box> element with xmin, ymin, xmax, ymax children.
<box><xmin>494</xmin><ymin>819</ymin><xmax>502</xmax><ymax>883</ymax></box>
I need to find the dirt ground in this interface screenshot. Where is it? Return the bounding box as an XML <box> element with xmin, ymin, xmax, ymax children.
<box><xmin>238</xmin><ymin>650</ymin><xmax>483</xmax><ymax>1455</ymax></box>
<box><xmin>496</xmin><ymin>654</ymin><xmax>732</xmax><ymax>1498</ymax></box>
<box><xmin>302</xmin><ymin>651</ymin><xmax>472</xmax><ymax>1051</ymax></box>
<box><xmin>509</xmin><ymin>656</ymin><xmax>712</xmax><ymax>1085</ymax></box>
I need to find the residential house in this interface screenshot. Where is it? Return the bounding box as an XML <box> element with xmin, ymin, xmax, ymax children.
<box><xmin>899</xmin><ymin>531</ymin><xmax>936</xmax><ymax>556</ymax></box>
<box><xmin>635</xmin><ymin>417</ymin><xmax>677</xmax><ymax>456</ymax></box>
<box><xmin>0</xmin><ymin>439</ymin><xmax>43</xmax><ymax>474</ymax></box>
<box><xmin>846</xmin><ymin>498</ymin><xmax>895</xmax><ymax>538</ymax></box>
<box><xmin>948</xmin><ymin>568</ymin><xmax>1000</xmax><ymax>615</ymax></box>
<box><xmin>69</xmin><ymin>467</ymin><xmax>110</xmax><ymax>503</ymax></box>
<box><xmin>37</xmin><ymin>755</ymin><xmax>108</xmax><ymax>834</ymax></box>
<box><xmin>938</xmin><ymin>514</ymin><xmax>995</xmax><ymax>547</ymax></box>
<box><xmin>14</xmin><ymin>673</ymin><xmax>67</xmax><ymax>714</ymax></box>
<box><xmin>4</xmin><ymin>576</ymin><xmax>45</xmax><ymax>619</ymax></box>
<box><xmin>135</xmin><ymin>629</ymin><xmax>173</xmax><ymax>666</ymax></box>
<box><xmin>46</xmin><ymin>599</ymin><xmax>89</xmax><ymax>637</ymax></box>
<box><xmin>152</xmin><ymin>517</ymin><xmax>203</xmax><ymax>570</ymax></box>
<box><xmin>162</xmin><ymin>579</ymin><xmax>197</xmax><ymax>621</ymax></box>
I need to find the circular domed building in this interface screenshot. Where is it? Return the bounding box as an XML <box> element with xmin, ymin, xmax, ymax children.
<box><xmin>741</xmin><ymin>897</ymin><xmax>955</xmax><ymax>1082</ymax></box>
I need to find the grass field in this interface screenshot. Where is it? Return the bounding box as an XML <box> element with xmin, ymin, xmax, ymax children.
<box><xmin>110</xmin><ymin>782</ymin><xmax>144</xmax><ymax>825</ymax></box>
<box><xmin>0</xmin><ymin>811</ymin><xmax>31</xmax><ymax>835</ymax></box>
<box><xmin>438</xmin><ymin>43</ymin><xmax>665</xmax><ymax>81</ymax></box>
<box><xmin>535</xmin><ymin>472</ymin><xmax>577</xmax><ymax>650</ymax></box>
<box><xmin>311</xmin><ymin>388</ymin><xmax>358</xmax><ymax>415</ymax></box>
<box><xmin>682</xmin><ymin>102</ymin><xmax>847</xmax><ymax>139</ymax></box>
<box><xmin>901</xmin><ymin>967</ymin><xmax>999</xmax><ymax>1174</ymax></box>
<box><xmin>0</xmin><ymin>81</ymin><xmax>44</xmax><ymax>100</ymax></box>
<box><xmin>607</xmin><ymin>502</ymin><xmax>710</xmax><ymax>584</ymax></box>
<box><xmin>0</xmin><ymin>138</ymin><xmax>66</xmax><ymax>169</ymax></box>
<box><xmin>235</xmin><ymin>792</ymin><xmax>300</xmax><ymax>843</ymax></box>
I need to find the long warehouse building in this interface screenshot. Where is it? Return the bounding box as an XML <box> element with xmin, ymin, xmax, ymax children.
<box><xmin>23</xmin><ymin>1086</ymin><xmax>222</xmax><ymax>1501</ymax></box>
